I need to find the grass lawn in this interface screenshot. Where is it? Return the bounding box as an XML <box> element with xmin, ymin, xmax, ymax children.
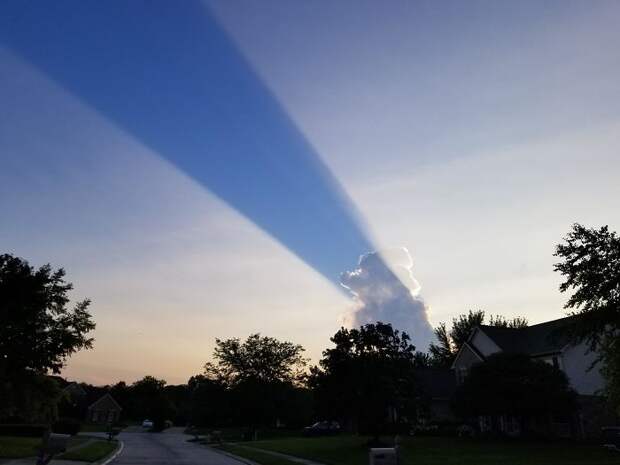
<box><xmin>67</xmin><ymin>437</ymin><xmax>91</xmax><ymax>449</ymax></box>
<box><xmin>80</xmin><ymin>424</ymin><xmax>111</xmax><ymax>433</ymax></box>
<box><xmin>219</xmin><ymin>444</ymin><xmax>300</xmax><ymax>465</ymax></box>
<box><xmin>242</xmin><ymin>435</ymin><xmax>619</xmax><ymax>465</ymax></box>
<box><xmin>0</xmin><ymin>436</ymin><xmax>42</xmax><ymax>458</ymax></box>
<box><xmin>0</xmin><ymin>436</ymin><xmax>91</xmax><ymax>459</ymax></box>
<box><xmin>81</xmin><ymin>423</ymin><xmax>130</xmax><ymax>433</ymax></box>
<box><xmin>58</xmin><ymin>440</ymin><xmax>118</xmax><ymax>462</ymax></box>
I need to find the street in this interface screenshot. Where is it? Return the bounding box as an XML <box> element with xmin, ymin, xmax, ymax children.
<box><xmin>111</xmin><ymin>429</ymin><xmax>243</xmax><ymax>465</ymax></box>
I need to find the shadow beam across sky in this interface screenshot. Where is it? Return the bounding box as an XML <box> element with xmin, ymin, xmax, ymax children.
<box><xmin>1</xmin><ymin>1</ymin><xmax>375</xmax><ymax>283</ymax></box>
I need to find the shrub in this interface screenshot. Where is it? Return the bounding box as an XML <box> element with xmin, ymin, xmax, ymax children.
<box><xmin>0</xmin><ymin>424</ymin><xmax>49</xmax><ymax>437</ymax></box>
<box><xmin>52</xmin><ymin>418</ymin><xmax>81</xmax><ymax>435</ymax></box>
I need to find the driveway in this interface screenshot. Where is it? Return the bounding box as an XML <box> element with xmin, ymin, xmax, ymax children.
<box><xmin>111</xmin><ymin>429</ymin><xmax>243</xmax><ymax>465</ymax></box>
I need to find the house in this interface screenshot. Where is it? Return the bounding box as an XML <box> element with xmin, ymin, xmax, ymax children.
<box><xmin>452</xmin><ymin>315</ymin><xmax>615</xmax><ymax>437</ymax></box>
<box><xmin>86</xmin><ymin>393</ymin><xmax>122</xmax><ymax>424</ymax></box>
<box><xmin>415</xmin><ymin>368</ymin><xmax>457</xmax><ymax>424</ymax></box>
<box><xmin>63</xmin><ymin>382</ymin><xmax>87</xmax><ymax>401</ymax></box>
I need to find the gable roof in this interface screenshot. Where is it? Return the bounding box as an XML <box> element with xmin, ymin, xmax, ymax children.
<box><xmin>477</xmin><ymin>315</ymin><xmax>576</xmax><ymax>356</ymax></box>
<box><xmin>88</xmin><ymin>393</ymin><xmax>122</xmax><ymax>411</ymax></box>
<box><xmin>63</xmin><ymin>382</ymin><xmax>87</xmax><ymax>397</ymax></box>
<box><xmin>451</xmin><ymin>340</ymin><xmax>484</xmax><ymax>369</ymax></box>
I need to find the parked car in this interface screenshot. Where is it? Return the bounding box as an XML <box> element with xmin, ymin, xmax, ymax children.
<box><xmin>303</xmin><ymin>421</ymin><xmax>341</xmax><ymax>436</ymax></box>
<box><xmin>142</xmin><ymin>419</ymin><xmax>153</xmax><ymax>429</ymax></box>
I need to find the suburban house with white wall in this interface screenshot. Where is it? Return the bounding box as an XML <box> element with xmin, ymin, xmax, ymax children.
<box><xmin>452</xmin><ymin>315</ymin><xmax>615</xmax><ymax>437</ymax></box>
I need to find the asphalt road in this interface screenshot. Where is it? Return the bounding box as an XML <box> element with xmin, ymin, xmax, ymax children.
<box><xmin>111</xmin><ymin>429</ymin><xmax>243</xmax><ymax>465</ymax></box>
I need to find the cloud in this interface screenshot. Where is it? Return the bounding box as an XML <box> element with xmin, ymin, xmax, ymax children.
<box><xmin>340</xmin><ymin>248</ymin><xmax>435</xmax><ymax>352</ymax></box>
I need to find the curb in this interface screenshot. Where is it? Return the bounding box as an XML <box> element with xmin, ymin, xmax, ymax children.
<box><xmin>94</xmin><ymin>440</ymin><xmax>124</xmax><ymax>465</ymax></box>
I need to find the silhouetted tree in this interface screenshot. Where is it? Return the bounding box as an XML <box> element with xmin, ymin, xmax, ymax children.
<box><xmin>429</xmin><ymin>310</ymin><xmax>528</xmax><ymax>367</ymax></box>
<box><xmin>205</xmin><ymin>334</ymin><xmax>307</xmax><ymax>386</ymax></box>
<box><xmin>130</xmin><ymin>376</ymin><xmax>173</xmax><ymax>431</ymax></box>
<box><xmin>204</xmin><ymin>334</ymin><xmax>308</xmax><ymax>430</ymax></box>
<box><xmin>453</xmin><ymin>353</ymin><xmax>577</xmax><ymax>434</ymax></box>
<box><xmin>109</xmin><ymin>381</ymin><xmax>130</xmax><ymax>419</ymax></box>
<box><xmin>309</xmin><ymin>322</ymin><xmax>418</xmax><ymax>436</ymax></box>
<box><xmin>413</xmin><ymin>351</ymin><xmax>434</xmax><ymax>368</ymax></box>
<box><xmin>0</xmin><ymin>253</ymin><xmax>95</xmax><ymax>421</ymax></box>
<box><xmin>554</xmin><ymin>223</ymin><xmax>620</xmax><ymax>413</ymax></box>
<box><xmin>164</xmin><ymin>384</ymin><xmax>191</xmax><ymax>425</ymax></box>
<box><xmin>187</xmin><ymin>374</ymin><xmax>231</xmax><ymax>427</ymax></box>
<box><xmin>3</xmin><ymin>372</ymin><xmax>63</xmax><ymax>423</ymax></box>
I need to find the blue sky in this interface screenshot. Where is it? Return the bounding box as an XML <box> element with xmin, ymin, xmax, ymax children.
<box><xmin>0</xmin><ymin>1</ymin><xmax>374</xmax><ymax>282</ymax></box>
<box><xmin>1</xmin><ymin>0</ymin><xmax>619</xmax><ymax>384</ymax></box>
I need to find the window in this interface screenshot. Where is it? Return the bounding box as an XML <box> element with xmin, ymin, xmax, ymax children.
<box><xmin>456</xmin><ymin>367</ymin><xmax>469</xmax><ymax>384</ymax></box>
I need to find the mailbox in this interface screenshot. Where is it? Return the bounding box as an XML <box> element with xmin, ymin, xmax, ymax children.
<box><xmin>369</xmin><ymin>448</ymin><xmax>398</xmax><ymax>465</ymax></box>
<box><xmin>107</xmin><ymin>427</ymin><xmax>121</xmax><ymax>441</ymax></box>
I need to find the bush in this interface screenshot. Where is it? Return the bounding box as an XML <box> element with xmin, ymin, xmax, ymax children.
<box><xmin>52</xmin><ymin>418</ymin><xmax>81</xmax><ymax>435</ymax></box>
<box><xmin>453</xmin><ymin>353</ymin><xmax>577</xmax><ymax>422</ymax></box>
<box><xmin>0</xmin><ymin>424</ymin><xmax>49</xmax><ymax>437</ymax></box>
<box><xmin>412</xmin><ymin>421</ymin><xmax>459</xmax><ymax>437</ymax></box>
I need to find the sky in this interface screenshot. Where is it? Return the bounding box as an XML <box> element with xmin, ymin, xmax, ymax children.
<box><xmin>1</xmin><ymin>0</ymin><xmax>619</xmax><ymax>385</ymax></box>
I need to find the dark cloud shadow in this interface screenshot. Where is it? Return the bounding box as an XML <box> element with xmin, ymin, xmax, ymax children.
<box><xmin>0</xmin><ymin>1</ymin><xmax>375</xmax><ymax>284</ymax></box>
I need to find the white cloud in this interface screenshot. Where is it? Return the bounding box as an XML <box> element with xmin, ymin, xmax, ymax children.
<box><xmin>340</xmin><ymin>248</ymin><xmax>435</xmax><ymax>351</ymax></box>
<box><xmin>211</xmin><ymin>2</ymin><xmax>620</xmax><ymax>329</ymax></box>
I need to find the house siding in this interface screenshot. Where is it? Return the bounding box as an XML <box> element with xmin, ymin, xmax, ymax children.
<box><xmin>561</xmin><ymin>341</ymin><xmax>604</xmax><ymax>395</ymax></box>
<box><xmin>454</xmin><ymin>343</ymin><xmax>481</xmax><ymax>369</ymax></box>
<box><xmin>452</xmin><ymin>343</ymin><xmax>483</xmax><ymax>384</ymax></box>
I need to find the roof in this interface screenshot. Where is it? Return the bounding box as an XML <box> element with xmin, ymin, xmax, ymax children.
<box><xmin>476</xmin><ymin>315</ymin><xmax>577</xmax><ymax>356</ymax></box>
<box><xmin>415</xmin><ymin>368</ymin><xmax>457</xmax><ymax>399</ymax></box>
<box><xmin>88</xmin><ymin>393</ymin><xmax>122</xmax><ymax>411</ymax></box>
<box><xmin>63</xmin><ymin>382</ymin><xmax>87</xmax><ymax>397</ymax></box>
<box><xmin>49</xmin><ymin>375</ymin><xmax>70</xmax><ymax>388</ymax></box>
<box><xmin>451</xmin><ymin>341</ymin><xmax>484</xmax><ymax>369</ymax></box>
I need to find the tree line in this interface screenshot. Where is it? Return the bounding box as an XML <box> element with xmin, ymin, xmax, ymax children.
<box><xmin>1</xmin><ymin>223</ymin><xmax>618</xmax><ymax>433</ymax></box>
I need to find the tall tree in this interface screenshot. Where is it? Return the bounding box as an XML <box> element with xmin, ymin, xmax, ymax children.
<box><xmin>554</xmin><ymin>223</ymin><xmax>620</xmax><ymax>413</ymax></box>
<box><xmin>309</xmin><ymin>322</ymin><xmax>418</xmax><ymax>436</ymax></box>
<box><xmin>130</xmin><ymin>376</ymin><xmax>173</xmax><ymax>431</ymax></box>
<box><xmin>205</xmin><ymin>334</ymin><xmax>307</xmax><ymax>386</ymax></box>
<box><xmin>204</xmin><ymin>334</ymin><xmax>308</xmax><ymax>430</ymax></box>
<box><xmin>429</xmin><ymin>310</ymin><xmax>528</xmax><ymax>367</ymax></box>
<box><xmin>0</xmin><ymin>253</ymin><xmax>95</xmax><ymax>421</ymax></box>
<box><xmin>0</xmin><ymin>253</ymin><xmax>95</xmax><ymax>376</ymax></box>
<box><xmin>187</xmin><ymin>374</ymin><xmax>231</xmax><ymax>427</ymax></box>
<box><xmin>554</xmin><ymin>224</ymin><xmax>620</xmax><ymax>345</ymax></box>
